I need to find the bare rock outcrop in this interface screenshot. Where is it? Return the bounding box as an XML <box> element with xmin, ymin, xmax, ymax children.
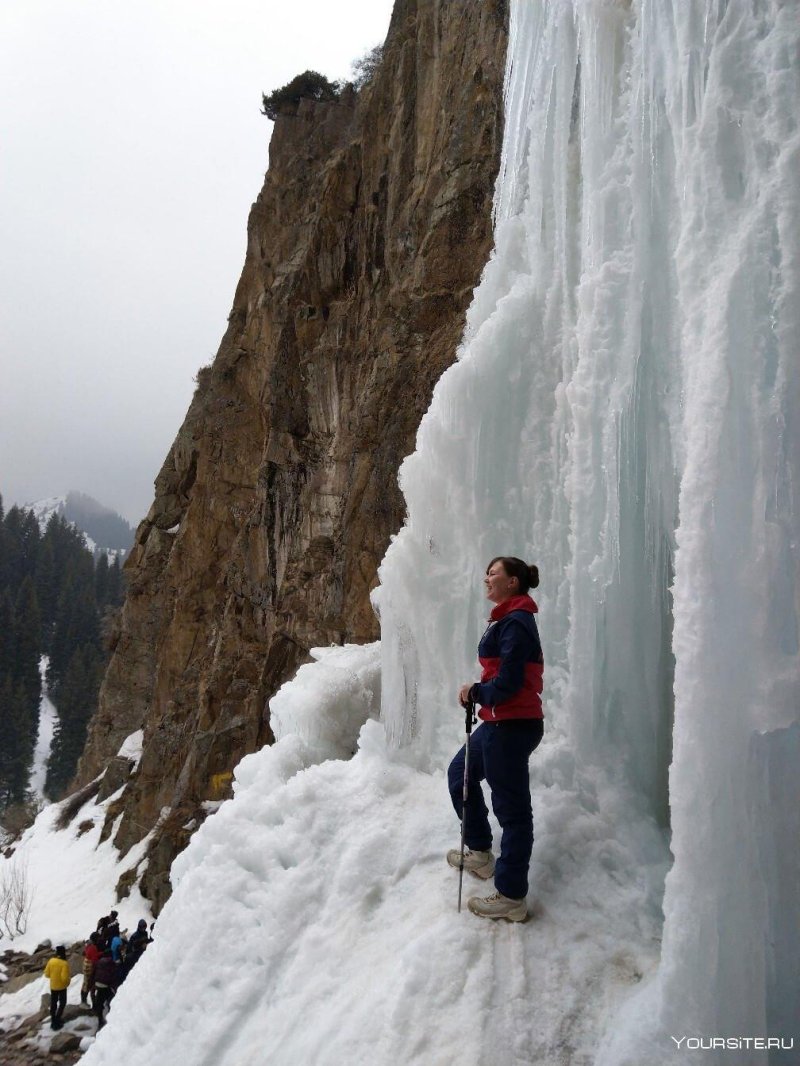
<box><xmin>76</xmin><ymin>0</ymin><xmax>508</xmax><ymax>911</ymax></box>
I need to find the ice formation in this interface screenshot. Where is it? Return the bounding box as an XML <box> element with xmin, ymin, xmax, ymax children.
<box><xmin>381</xmin><ymin>0</ymin><xmax>799</xmax><ymax>1058</ymax></box>
<box><xmin>75</xmin><ymin>1</ymin><xmax>797</xmax><ymax>1064</ymax></box>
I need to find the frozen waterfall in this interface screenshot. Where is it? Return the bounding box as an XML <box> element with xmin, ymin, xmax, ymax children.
<box><xmin>379</xmin><ymin>0</ymin><xmax>799</xmax><ymax>1059</ymax></box>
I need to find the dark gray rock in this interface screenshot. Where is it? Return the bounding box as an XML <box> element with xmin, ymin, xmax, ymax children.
<box><xmin>49</xmin><ymin>1029</ymin><xmax>82</xmax><ymax>1053</ymax></box>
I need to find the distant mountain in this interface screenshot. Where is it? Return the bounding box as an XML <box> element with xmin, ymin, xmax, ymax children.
<box><xmin>26</xmin><ymin>492</ymin><xmax>134</xmax><ymax>557</ymax></box>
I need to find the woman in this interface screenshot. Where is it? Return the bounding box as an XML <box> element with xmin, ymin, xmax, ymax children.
<box><xmin>447</xmin><ymin>556</ymin><xmax>544</xmax><ymax>921</ymax></box>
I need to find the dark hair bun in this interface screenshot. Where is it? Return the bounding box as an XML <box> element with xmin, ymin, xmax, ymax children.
<box><xmin>528</xmin><ymin>564</ymin><xmax>539</xmax><ymax>589</ymax></box>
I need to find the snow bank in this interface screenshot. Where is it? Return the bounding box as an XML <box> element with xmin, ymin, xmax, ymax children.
<box><xmin>268</xmin><ymin>642</ymin><xmax>380</xmax><ymax>759</ymax></box>
<box><xmin>81</xmin><ymin>699</ymin><xmax>665</xmax><ymax>1066</ymax></box>
<box><xmin>0</xmin><ymin>785</ymin><xmax>152</xmax><ymax>954</ymax></box>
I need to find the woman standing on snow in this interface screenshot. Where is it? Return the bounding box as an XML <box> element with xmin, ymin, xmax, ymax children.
<box><xmin>447</xmin><ymin>556</ymin><xmax>544</xmax><ymax>922</ymax></box>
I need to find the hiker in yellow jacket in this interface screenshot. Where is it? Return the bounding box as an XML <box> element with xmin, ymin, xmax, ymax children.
<box><xmin>43</xmin><ymin>945</ymin><xmax>70</xmax><ymax>1030</ymax></box>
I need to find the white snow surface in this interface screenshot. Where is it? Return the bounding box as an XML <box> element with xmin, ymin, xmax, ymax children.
<box><xmin>82</xmin><ymin>714</ymin><xmax>664</xmax><ymax>1066</ymax></box>
<box><xmin>79</xmin><ymin>2</ymin><xmax>798</xmax><ymax>1065</ymax></box>
<box><xmin>0</xmin><ymin>971</ymin><xmax>80</xmax><ymax>1029</ymax></box>
<box><xmin>116</xmin><ymin>730</ymin><xmax>144</xmax><ymax>770</ymax></box>
<box><xmin>0</xmin><ymin>969</ymin><xmax>98</xmax><ymax>1052</ymax></box>
<box><xmin>27</xmin><ymin>657</ymin><xmax>57</xmax><ymax>802</ymax></box>
<box><xmin>0</xmin><ymin>784</ymin><xmax>152</xmax><ymax>955</ymax></box>
<box><xmin>26</xmin><ymin>495</ymin><xmax>67</xmax><ymax>530</ymax></box>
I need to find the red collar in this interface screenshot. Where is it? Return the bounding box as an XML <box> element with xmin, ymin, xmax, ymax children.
<box><xmin>490</xmin><ymin>594</ymin><xmax>538</xmax><ymax>621</ymax></box>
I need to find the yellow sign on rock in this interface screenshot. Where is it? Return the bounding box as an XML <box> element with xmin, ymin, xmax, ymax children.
<box><xmin>209</xmin><ymin>771</ymin><xmax>233</xmax><ymax>799</ymax></box>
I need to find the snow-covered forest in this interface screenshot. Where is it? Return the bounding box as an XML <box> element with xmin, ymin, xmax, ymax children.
<box><xmin>0</xmin><ymin>498</ymin><xmax>125</xmax><ymax>812</ymax></box>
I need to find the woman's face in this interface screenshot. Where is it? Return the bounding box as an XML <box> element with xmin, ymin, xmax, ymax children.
<box><xmin>484</xmin><ymin>561</ymin><xmax>518</xmax><ymax>604</ymax></box>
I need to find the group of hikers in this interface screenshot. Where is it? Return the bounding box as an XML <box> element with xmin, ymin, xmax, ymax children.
<box><xmin>43</xmin><ymin>909</ymin><xmax>154</xmax><ymax>1030</ymax></box>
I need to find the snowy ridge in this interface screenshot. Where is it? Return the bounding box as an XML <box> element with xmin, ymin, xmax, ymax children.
<box><xmin>24</xmin><ymin>493</ymin><xmax>127</xmax><ymax>559</ymax></box>
<box><xmin>26</xmin><ymin>495</ymin><xmax>68</xmax><ymax>531</ymax></box>
<box><xmin>79</xmin><ymin>1</ymin><xmax>797</xmax><ymax>1064</ymax></box>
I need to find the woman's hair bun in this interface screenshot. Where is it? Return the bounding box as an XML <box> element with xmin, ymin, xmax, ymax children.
<box><xmin>528</xmin><ymin>564</ymin><xmax>540</xmax><ymax>590</ymax></box>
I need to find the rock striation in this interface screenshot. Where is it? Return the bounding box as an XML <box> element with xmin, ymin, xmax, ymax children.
<box><xmin>76</xmin><ymin>0</ymin><xmax>508</xmax><ymax>911</ymax></box>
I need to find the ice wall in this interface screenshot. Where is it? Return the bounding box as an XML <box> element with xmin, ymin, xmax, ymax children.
<box><xmin>379</xmin><ymin>0</ymin><xmax>799</xmax><ymax>1058</ymax></box>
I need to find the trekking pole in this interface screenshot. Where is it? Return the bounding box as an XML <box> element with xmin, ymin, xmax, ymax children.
<box><xmin>457</xmin><ymin>695</ymin><xmax>478</xmax><ymax>913</ymax></box>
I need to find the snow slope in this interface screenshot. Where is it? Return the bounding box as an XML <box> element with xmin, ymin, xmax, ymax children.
<box><xmin>0</xmin><ymin>764</ymin><xmax>152</xmax><ymax>955</ymax></box>
<box><xmin>80</xmin><ymin>648</ymin><xmax>664</xmax><ymax>1066</ymax></box>
<box><xmin>75</xmin><ymin>1</ymin><xmax>799</xmax><ymax>1064</ymax></box>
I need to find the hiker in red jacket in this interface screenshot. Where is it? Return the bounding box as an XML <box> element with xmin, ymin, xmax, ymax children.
<box><xmin>81</xmin><ymin>932</ymin><xmax>101</xmax><ymax>1007</ymax></box>
<box><xmin>447</xmin><ymin>556</ymin><xmax>544</xmax><ymax>922</ymax></box>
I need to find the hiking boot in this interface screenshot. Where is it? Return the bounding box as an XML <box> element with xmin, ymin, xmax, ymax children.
<box><xmin>467</xmin><ymin>891</ymin><xmax>527</xmax><ymax>922</ymax></box>
<box><xmin>446</xmin><ymin>848</ymin><xmax>495</xmax><ymax>879</ymax></box>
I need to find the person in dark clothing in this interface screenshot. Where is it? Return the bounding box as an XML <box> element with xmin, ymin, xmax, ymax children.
<box><xmin>447</xmin><ymin>556</ymin><xmax>545</xmax><ymax>922</ymax></box>
<box><xmin>96</xmin><ymin>909</ymin><xmax>118</xmax><ymax>949</ymax></box>
<box><xmin>124</xmin><ymin>919</ymin><xmax>152</xmax><ymax>975</ymax></box>
<box><xmin>93</xmin><ymin>949</ymin><xmax>118</xmax><ymax>1028</ymax></box>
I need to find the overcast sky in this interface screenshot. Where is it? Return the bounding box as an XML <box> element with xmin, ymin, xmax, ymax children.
<box><xmin>0</xmin><ymin>0</ymin><xmax>395</xmax><ymax>525</ymax></box>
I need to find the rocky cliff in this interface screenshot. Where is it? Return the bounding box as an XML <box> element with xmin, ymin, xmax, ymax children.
<box><xmin>76</xmin><ymin>0</ymin><xmax>508</xmax><ymax>912</ymax></box>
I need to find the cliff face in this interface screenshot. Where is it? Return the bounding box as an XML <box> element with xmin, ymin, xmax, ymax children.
<box><xmin>77</xmin><ymin>0</ymin><xmax>508</xmax><ymax>912</ymax></box>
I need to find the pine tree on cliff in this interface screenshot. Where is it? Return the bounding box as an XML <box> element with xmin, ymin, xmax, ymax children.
<box><xmin>260</xmin><ymin>70</ymin><xmax>340</xmax><ymax>120</ymax></box>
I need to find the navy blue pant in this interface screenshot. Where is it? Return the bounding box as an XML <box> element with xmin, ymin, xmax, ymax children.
<box><xmin>49</xmin><ymin>988</ymin><xmax>66</xmax><ymax>1027</ymax></box>
<box><xmin>448</xmin><ymin>718</ymin><xmax>544</xmax><ymax>899</ymax></box>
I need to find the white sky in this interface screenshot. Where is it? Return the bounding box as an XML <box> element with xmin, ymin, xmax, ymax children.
<box><xmin>0</xmin><ymin>0</ymin><xmax>395</xmax><ymax>524</ymax></box>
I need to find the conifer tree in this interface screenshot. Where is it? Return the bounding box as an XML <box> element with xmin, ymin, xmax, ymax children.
<box><xmin>0</xmin><ymin>506</ymin><xmax>24</xmax><ymax>590</ymax></box>
<box><xmin>47</xmin><ymin>575</ymin><xmax>75</xmax><ymax>694</ymax></box>
<box><xmin>19</xmin><ymin>509</ymin><xmax>40</xmax><ymax>578</ymax></box>
<box><xmin>107</xmin><ymin>555</ymin><xmax>124</xmax><ymax>606</ymax></box>
<box><xmin>14</xmin><ymin>577</ymin><xmax>42</xmax><ymax>705</ymax></box>
<box><xmin>45</xmin><ymin>646</ymin><xmax>102</xmax><ymax>798</ymax></box>
<box><xmin>0</xmin><ymin>678</ymin><xmax>36</xmax><ymax>806</ymax></box>
<box><xmin>35</xmin><ymin>536</ymin><xmax>58</xmax><ymax>643</ymax></box>
<box><xmin>0</xmin><ymin>592</ymin><xmax>15</xmax><ymax>679</ymax></box>
<box><xmin>95</xmin><ymin>551</ymin><xmax>109</xmax><ymax>605</ymax></box>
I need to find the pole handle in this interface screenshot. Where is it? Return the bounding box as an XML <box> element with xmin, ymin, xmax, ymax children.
<box><xmin>465</xmin><ymin>694</ymin><xmax>477</xmax><ymax>735</ymax></box>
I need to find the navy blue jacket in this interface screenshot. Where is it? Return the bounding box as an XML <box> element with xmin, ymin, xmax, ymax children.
<box><xmin>471</xmin><ymin>595</ymin><xmax>544</xmax><ymax>721</ymax></box>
